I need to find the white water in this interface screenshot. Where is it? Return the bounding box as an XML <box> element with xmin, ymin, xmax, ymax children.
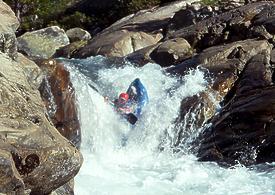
<box><xmin>63</xmin><ymin>56</ymin><xmax>275</xmax><ymax>195</ymax></box>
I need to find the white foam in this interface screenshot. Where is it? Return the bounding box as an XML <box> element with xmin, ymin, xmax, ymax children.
<box><xmin>64</xmin><ymin>56</ymin><xmax>275</xmax><ymax>195</ymax></box>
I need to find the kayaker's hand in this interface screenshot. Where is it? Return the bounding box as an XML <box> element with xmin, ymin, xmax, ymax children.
<box><xmin>104</xmin><ymin>96</ymin><xmax>109</xmax><ymax>102</ymax></box>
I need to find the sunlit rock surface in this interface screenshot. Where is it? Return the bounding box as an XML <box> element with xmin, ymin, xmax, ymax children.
<box><xmin>0</xmin><ymin>52</ymin><xmax>82</xmax><ymax>194</ymax></box>
<box><xmin>0</xmin><ymin>0</ymin><xmax>19</xmax><ymax>59</ymax></box>
<box><xmin>66</xmin><ymin>27</ymin><xmax>91</xmax><ymax>42</ymax></box>
<box><xmin>73</xmin><ymin>0</ymin><xmax>199</xmax><ymax>58</ymax></box>
<box><xmin>17</xmin><ymin>26</ymin><xmax>70</xmax><ymax>59</ymax></box>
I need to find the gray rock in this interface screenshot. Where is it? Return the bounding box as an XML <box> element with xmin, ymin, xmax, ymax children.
<box><xmin>66</xmin><ymin>27</ymin><xmax>91</xmax><ymax>42</ymax></box>
<box><xmin>166</xmin><ymin>2</ymin><xmax>272</xmax><ymax>51</ymax></box>
<box><xmin>169</xmin><ymin>39</ymin><xmax>272</xmax><ymax>97</ymax></box>
<box><xmin>0</xmin><ymin>52</ymin><xmax>83</xmax><ymax>194</ymax></box>
<box><xmin>73</xmin><ymin>0</ymin><xmax>200</xmax><ymax>58</ymax></box>
<box><xmin>150</xmin><ymin>38</ymin><xmax>193</xmax><ymax>67</ymax></box>
<box><xmin>0</xmin><ymin>0</ymin><xmax>20</xmax><ymax>59</ymax></box>
<box><xmin>197</xmin><ymin>51</ymin><xmax>275</xmax><ymax>166</ymax></box>
<box><xmin>73</xmin><ymin>30</ymin><xmax>162</xmax><ymax>57</ymax></box>
<box><xmin>17</xmin><ymin>26</ymin><xmax>70</xmax><ymax>59</ymax></box>
<box><xmin>252</xmin><ymin>4</ymin><xmax>275</xmax><ymax>34</ymax></box>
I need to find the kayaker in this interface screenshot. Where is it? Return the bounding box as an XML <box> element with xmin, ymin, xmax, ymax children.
<box><xmin>104</xmin><ymin>92</ymin><xmax>135</xmax><ymax>115</ymax></box>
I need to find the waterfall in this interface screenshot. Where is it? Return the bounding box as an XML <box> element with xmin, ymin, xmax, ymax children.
<box><xmin>61</xmin><ymin>56</ymin><xmax>275</xmax><ymax>195</ymax></box>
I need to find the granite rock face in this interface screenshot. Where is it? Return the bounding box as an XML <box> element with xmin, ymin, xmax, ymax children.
<box><xmin>0</xmin><ymin>52</ymin><xmax>83</xmax><ymax>194</ymax></box>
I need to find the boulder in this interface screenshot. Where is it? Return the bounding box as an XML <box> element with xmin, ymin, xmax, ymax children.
<box><xmin>197</xmin><ymin>51</ymin><xmax>275</xmax><ymax>166</ymax></box>
<box><xmin>73</xmin><ymin>0</ymin><xmax>200</xmax><ymax>58</ymax></box>
<box><xmin>0</xmin><ymin>0</ymin><xmax>20</xmax><ymax>59</ymax></box>
<box><xmin>0</xmin><ymin>52</ymin><xmax>82</xmax><ymax>194</ymax></box>
<box><xmin>166</xmin><ymin>2</ymin><xmax>272</xmax><ymax>51</ymax></box>
<box><xmin>252</xmin><ymin>4</ymin><xmax>275</xmax><ymax>35</ymax></box>
<box><xmin>66</xmin><ymin>28</ymin><xmax>91</xmax><ymax>42</ymax></box>
<box><xmin>167</xmin><ymin>4</ymin><xmax>218</xmax><ymax>33</ymax></box>
<box><xmin>16</xmin><ymin>53</ymin><xmax>44</xmax><ymax>90</ymax></box>
<box><xmin>171</xmin><ymin>90</ymin><xmax>219</xmax><ymax>150</ymax></box>
<box><xmin>126</xmin><ymin>44</ymin><xmax>159</xmax><ymax>66</ymax></box>
<box><xmin>53</xmin><ymin>40</ymin><xmax>88</xmax><ymax>58</ymax></box>
<box><xmin>150</xmin><ymin>38</ymin><xmax>193</xmax><ymax>67</ymax></box>
<box><xmin>168</xmin><ymin>39</ymin><xmax>272</xmax><ymax>98</ymax></box>
<box><xmin>38</xmin><ymin>59</ymin><xmax>81</xmax><ymax>149</ymax></box>
<box><xmin>17</xmin><ymin>26</ymin><xmax>70</xmax><ymax>59</ymax></box>
<box><xmin>73</xmin><ymin>29</ymin><xmax>162</xmax><ymax>58</ymax></box>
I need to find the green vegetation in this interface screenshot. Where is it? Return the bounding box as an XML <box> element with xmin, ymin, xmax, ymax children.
<box><xmin>5</xmin><ymin>0</ymin><xmax>177</xmax><ymax>35</ymax></box>
<box><xmin>200</xmin><ymin>0</ymin><xmax>220</xmax><ymax>6</ymax></box>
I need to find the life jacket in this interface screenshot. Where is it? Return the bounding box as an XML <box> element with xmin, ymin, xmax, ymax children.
<box><xmin>114</xmin><ymin>99</ymin><xmax>135</xmax><ymax>114</ymax></box>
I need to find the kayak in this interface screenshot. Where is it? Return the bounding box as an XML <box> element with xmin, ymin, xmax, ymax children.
<box><xmin>126</xmin><ymin>78</ymin><xmax>149</xmax><ymax>119</ymax></box>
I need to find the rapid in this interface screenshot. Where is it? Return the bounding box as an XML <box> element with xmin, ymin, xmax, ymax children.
<box><xmin>62</xmin><ymin>56</ymin><xmax>275</xmax><ymax>195</ymax></box>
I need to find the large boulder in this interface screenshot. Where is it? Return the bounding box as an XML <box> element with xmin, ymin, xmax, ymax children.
<box><xmin>197</xmin><ymin>50</ymin><xmax>275</xmax><ymax>166</ymax></box>
<box><xmin>66</xmin><ymin>28</ymin><xmax>91</xmax><ymax>42</ymax></box>
<box><xmin>166</xmin><ymin>2</ymin><xmax>272</xmax><ymax>51</ymax></box>
<box><xmin>168</xmin><ymin>39</ymin><xmax>272</xmax><ymax>97</ymax></box>
<box><xmin>38</xmin><ymin>59</ymin><xmax>81</xmax><ymax>149</ymax></box>
<box><xmin>17</xmin><ymin>26</ymin><xmax>70</xmax><ymax>59</ymax></box>
<box><xmin>149</xmin><ymin>38</ymin><xmax>193</xmax><ymax>67</ymax></box>
<box><xmin>73</xmin><ymin>0</ymin><xmax>199</xmax><ymax>58</ymax></box>
<box><xmin>252</xmin><ymin>4</ymin><xmax>275</xmax><ymax>35</ymax></box>
<box><xmin>0</xmin><ymin>0</ymin><xmax>20</xmax><ymax>59</ymax></box>
<box><xmin>0</xmin><ymin>52</ymin><xmax>82</xmax><ymax>194</ymax></box>
<box><xmin>74</xmin><ymin>30</ymin><xmax>162</xmax><ymax>57</ymax></box>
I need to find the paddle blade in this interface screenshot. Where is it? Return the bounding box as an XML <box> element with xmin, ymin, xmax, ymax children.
<box><xmin>126</xmin><ymin>113</ymin><xmax>138</xmax><ymax>125</ymax></box>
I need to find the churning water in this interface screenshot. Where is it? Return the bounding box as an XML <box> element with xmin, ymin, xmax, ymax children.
<box><xmin>62</xmin><ymin>56</ymin><xmax>275</xmax><ymax>195</ymax></box>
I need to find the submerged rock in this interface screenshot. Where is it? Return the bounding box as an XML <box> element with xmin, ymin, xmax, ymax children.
<box><xmin>17</xmin><ymin>26</ymin><xmax>70</xmax><ymax>59</ymax></box>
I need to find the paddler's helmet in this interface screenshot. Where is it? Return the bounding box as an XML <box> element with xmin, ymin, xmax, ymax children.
<box><xmin>119</xmin><ymin>93</ymin><xmax>129</xmax><ymax>102</ymax></box>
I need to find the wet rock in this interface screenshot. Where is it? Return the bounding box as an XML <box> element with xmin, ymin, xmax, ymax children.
<box><xmin>166</xmin><ymin>2</ymin><xmax>272</xmax><ymax>51</ymax></box>
<box><xmin>168</xmin><ymin>39</ymin><xmax>272</xmax><ymax>97</ymax></box>
<box><xmin>38</xmin><ymin>59</ymin><xmax>81</xmax><ymax>149</ymax></box>
<box><xmin>73</xmin><ymin>0</ymin><xmax>199</xmax><ymax>58</ymax></box>
<box><xmin>66</xmin><ymin>28</ymin><xmax>91</xmax><ymax>42</ymax></box>
<box><xmin>150</xmin><ymin>38</ymin><xmax>193</xmax><ymax>67</ymax></box>
<box><xmin>0</xmin><ymin>52</ymin><xmax>82</xmax><ymax>194</ymax></box>
<box><xmin>126</xmin><ymin>44</ymin><xmax>158</xmax><ymax>66</ymax></box>
<box><xmin>197</xmin><ymin>51</ymin><xmax>275</xmax><ymax>166</ymax></box>
<box><xmin>0</xmin><ymin>0</ymin><xmax>20</xmax><ymax>59</ymax></box>
<box><xmin>171</xmin><ymin>90</ymin><xmax>219</xmax><ymax>150</ymax></box>
<box><xmin>17</xmin><ymin>26</ymin><xmax>70</xmax><ymax>59</ymax></box>
<box><xmin>53</xmin><ymin>40</ymin><xmax>88</xmax><ymax>58</ymax></box>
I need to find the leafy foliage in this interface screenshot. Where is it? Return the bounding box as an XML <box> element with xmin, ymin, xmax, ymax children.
<box><xmin>200</xmin><ymin>0</ymin><xmax>220</xmax><ymax>6</ymax></box>
<box><xmin>4</xmin><ymin>0</ymin><xmax>178</xmax><ymax>34</ymax></box>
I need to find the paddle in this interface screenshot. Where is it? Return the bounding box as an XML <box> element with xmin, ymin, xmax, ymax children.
<box><xmin>89</xmin><ymin>84</ymin><xmax>138</xmax><ymax>125</ymax></box>
<box><xmin>125</xmin><ymin>113</ymin><xmax>138</xmax><ymax>125</ymax></box>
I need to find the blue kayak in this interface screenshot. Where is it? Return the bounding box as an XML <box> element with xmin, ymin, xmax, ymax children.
<box><xmin>126</xmin><ymin>78</ymin><xmax>149</xmax><ymax>119</ymax></box>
